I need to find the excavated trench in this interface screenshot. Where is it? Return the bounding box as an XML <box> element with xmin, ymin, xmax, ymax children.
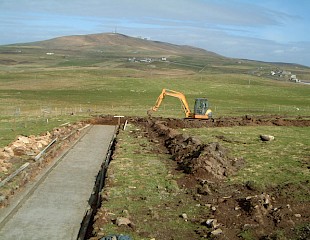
<box><xmin>88</xmin><ymin>115</ymin><xmax>310</xmax><ymax>239</ymax></box>
<box><xmin>143</xmin><ymin>119</ymin><xmax>244</xmax><ymax>181</ymax></box>
<box><xmin>90</xmin><ymin>114</ymin><xmax>310</xmax><ymax>129</ymax></box>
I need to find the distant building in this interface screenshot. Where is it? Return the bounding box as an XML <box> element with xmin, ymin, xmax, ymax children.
<box><xmin>290</xmin><ymin>75</ymin><xmax>300</xmax><ymax>83</ymax></box>
<box><xmin>140</xmin><ymin>58</ymin><xmax>152</xmax><ymax>63</ymax></box>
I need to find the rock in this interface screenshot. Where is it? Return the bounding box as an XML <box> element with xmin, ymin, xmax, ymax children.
<box><xmin>13</xmin><ymin>146</ymin><xmax>27</xmax><ymax>156</ymax></box>
<box><xmin>204</xmin><ymin>219</ymin><xmax>220</xmax><ymax>229</ymax></box>
<box><xmin>286</xmin><ymin>204</ymin><xmax>292</xmax><ymax>211</ymax></box>
<box><xmin>211</xmin><ymin>228</ymin><xmax>223</xmax><ymax>235</ymax></box>
<box><xmin>3</xmin><ymin>162</ymin><xmax>12</xmax><ymax>168</ymax></box>
<box><xmin>0</xmin><ymin>151</ymin><xmax>10</xmax><ymax>160</ymax></box>
<box><xmin>0</xmin><ymin>166</ymin><xmax>8</xmax><ymax>172</ymax></box>
<box><xmin>197</xmin><ymin>184</ymin><xmax>212</xmax><ymax>195</ymax></box>
<box><xmin>294</xmin><ymin>214</ymin><xmax>301</xmax><ymax>218</ymax></box>
<box><xmin>260</xmin><ymin>135</ymin><xmax>275</xmax><ymax>141</ymax></box>
<box><xmin>12</xmin><ymin>141</ymin><xmax>26</xmax><ymax>149</ymax></box>
<box><xmin>30</xmin><ymin>144</ymin><xmax>39</xmax><ymax>152</ymax></box>
<box><xmin>181</xmin><ymin>213</ymin><xmax>188</xmax><ymax>221</ymax></box>
<box><xmin>205</xmin><ymin>219</ymin><xmax>214</xmax><ymax>228</ymax></box>
<box><xmin>116</xmin><ymin>217</ymin><xmax>131</xmax><ymax>226</ymax></box>
<box><xmin>38</xmin><ymin>140</ymin><xmax>48</xmax><ymax>147</ymax></box>
<box><xmin>18</xmin><ymin>136</ymin><xmax>30</xmax><ymax>144</ymax></box>
<box><xmin>3</xmin><ymin>147</ymin><xmax>14</xmax><ymax>157</ymax></box>
<box><xmin>205</xmin><ymin>204</ymin><xmax>212</xmax><ymax>208</ymax></box>
<box><xmin>36</xmin><ymin>142</ymin><xmax>43</xmax><ymax>149</ymax></box>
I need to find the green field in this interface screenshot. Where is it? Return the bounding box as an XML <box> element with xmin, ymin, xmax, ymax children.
<box><xmin>0</xmin><ymin>33</ymin><xmax>309</xmax><ymax>146</ymax></box>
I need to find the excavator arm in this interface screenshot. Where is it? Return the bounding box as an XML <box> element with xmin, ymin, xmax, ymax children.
<box><xmin>148</xmin><ymin>89</ymin><xmax>194</xmax><ymax>118</ymax></box>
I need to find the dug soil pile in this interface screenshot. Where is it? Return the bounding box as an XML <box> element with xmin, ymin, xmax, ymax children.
<box><xmin>143</xmin><ymin>115</ymin><xmax>310</xmax><ymax>128</ymax></box>
<box><xmin>146</xmin><ymin>120</ymin><xmax>244</xmax><ymax>180</ymax></box>
<box><xmin>93</xmin><ymin>114</ymin><xmax>310</xmax><ymax>129</ymax></box>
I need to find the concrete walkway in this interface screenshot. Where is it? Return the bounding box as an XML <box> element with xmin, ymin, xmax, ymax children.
<box><xmin>0</xmin><ymin>125</ymin><xmax>116</xmax><ymax>240</ymax></box>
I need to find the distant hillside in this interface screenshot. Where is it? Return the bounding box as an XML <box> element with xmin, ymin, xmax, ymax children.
<box><xmin>1</xmin><ymin>33</ymin><xmax>309</xmax><ymax>81</ymax></box>
<box><xmin>22</xmin><ymin>33</ymin><xmax>222</xmax><ymax>57</ymax></box>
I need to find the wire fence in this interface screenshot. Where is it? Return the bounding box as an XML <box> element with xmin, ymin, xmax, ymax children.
<box><xmin>1</xmin><ymin>104</ymin><xmax>309</xmax><ymax>118</ymax></box>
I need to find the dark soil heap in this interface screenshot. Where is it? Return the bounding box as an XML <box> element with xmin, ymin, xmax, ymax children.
<box><xmin>147</xmin><ymin>120</ymin><xmax>243</xmax><ymax>180</ymax></box>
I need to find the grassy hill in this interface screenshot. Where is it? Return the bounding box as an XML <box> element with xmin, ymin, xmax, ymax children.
<box><xmin>0</xmin><ymin>32</ymin><xmax>309</xmax><ymax>145</ymax></box>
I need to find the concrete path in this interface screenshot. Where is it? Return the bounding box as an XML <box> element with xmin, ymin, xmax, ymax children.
<box><xmin>0</xmin><ymin>125</ymin><xmax>116</xmax><ymax>240</ymax></box>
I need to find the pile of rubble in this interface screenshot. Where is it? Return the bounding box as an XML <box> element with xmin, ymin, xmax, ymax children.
<box><xmin>0</xmin><ymin>134</ymin><xmax>50</xmax><ymax>173</ymax></box>
<box><xmin>0</xmin><ymin>122</ymin><xmax>86</xmax><ymax>174</ymax></box>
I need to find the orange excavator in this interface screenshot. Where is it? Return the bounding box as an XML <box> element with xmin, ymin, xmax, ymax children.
<box><xmin>148</xmin><ymin>89</ymin><xmax>212</xmax><ymax>119</ymax></box>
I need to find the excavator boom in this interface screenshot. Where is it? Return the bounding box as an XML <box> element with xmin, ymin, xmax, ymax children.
<box><xmin>148</xmin><ymin>89</ymin><xmax>193</xmax><ymax>118</ymax></box>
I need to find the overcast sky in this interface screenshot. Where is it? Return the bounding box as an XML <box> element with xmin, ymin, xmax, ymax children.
<box><xmin>1</xmin><ymin>0</ymin><xmax>309</xmax><ymax>66</ymax></box>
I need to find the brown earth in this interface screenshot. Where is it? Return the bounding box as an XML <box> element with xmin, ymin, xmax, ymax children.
<box><xmin>141</xmin><ymin>115</ymin><xmax>310</xmax><ymax>128</ymax></box>
<box><xmin>92</xmin><ymin>114</ymin><xmax>310</xmax><ymax>128</ymax></box>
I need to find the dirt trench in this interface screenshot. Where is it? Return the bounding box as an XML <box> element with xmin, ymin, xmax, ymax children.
<box><xmin>144</xmin><ymin>120</ymin><xmax>243</xmax><ymax>181</ymax></box>
<box><xmin>92</xmin><ymin>114</ymin><xmax>310</xmax><ymax>129</ymax></box>
<box><xmin>142</xmin><ymin>115</ymin><xmax>310</xmax><ymax>129</ymax></box>
<box><xmin>130</xmin><ymin>116</ymin><xmax>310</xmax><ymax>239</ymax></box>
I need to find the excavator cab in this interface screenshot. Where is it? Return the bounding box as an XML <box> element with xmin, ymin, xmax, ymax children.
<box><xmin>194</xmin><ymin>98</ymin><xmax>212</xmax><ymax>118</ymax></box>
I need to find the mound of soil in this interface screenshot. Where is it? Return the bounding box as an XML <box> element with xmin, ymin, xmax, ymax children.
<box><xmin>150</xmin><ymin>115</ymin><xmax>310</xmax><ymax>129</ymax></box>
<box><xmin>91</xmin><ymin>114</ymin><xmax>310</xmax><ymax>129</ymax></box>
<box><xmin>88</xmin><ymin>115</ymin><xmax>127</xmax><ymax>125</ymax></box>
<box><xmin>148</xmin><ymin>120</ymin><xmax>243</xmax><ymax>180</ymax></box>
